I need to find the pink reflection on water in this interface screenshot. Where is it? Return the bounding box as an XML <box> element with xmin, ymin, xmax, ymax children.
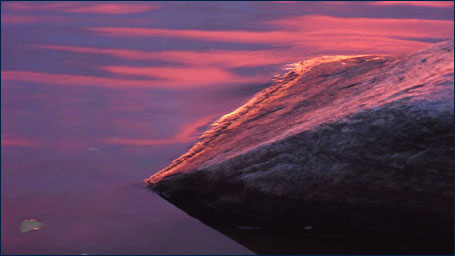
<box><xmin>4</xmin><ymin>2</ymin><xmax>76</xmax><ymax>11</ymax></box>
<box><xmin>103</xmin><ymin>114</ymin><xmax>219</xmax><ymax>146</ymax></box>
<box><xmin>269</xmin><ymin>15</ymin><xmax>453</xmax><ymax>39</ymax></box>
<box><xmin>3</xmin><ymin>63</ymin><xmax>266</xmax><ymax>88</ymax></box>
<box><xmin>33</xmin><ymin>44</ymin><xmax>296</xmax><ymax>68</ymax></box>
<box><xmin>0</xmin><ymin>14</ymin><xmax>69</xmax><ymax>24</ymax></box>
<box><xmin>368</xmin><ymin>1</ymin><xmax>454</xmax><ymax>8</ymax></box>
<box><xmin>87</xmin><ymin>27</ymin><xmax>290</xmax><ymax>43</ymax></box>
<box><xmin>1</xmin><ymin>70</ymin><xmax>255</xmax><ymax>89</ymax></box>
<box><xmin>1</xmin><ymin>1</ymin><xmax>453</xmax><ymax>254</ymax></box>
<box><xmin>4</xmin><ymin>2</ymin><xmax>160</xmax><ymax>14</ymax></box>
<box><xmin>1</xmin><ymin>137</ymin><xmax>39</xmax><ymax>148</ymax></box>
<box><xmin>100</xmin><ymin>66</ymin><xmax>263</xmax><ymax>87</ymax></box>
<box><xmin>87</xmin><ymin>15</ymin><xmax>453</xmax><ymax>54</ymax></box>
<box><xmin>65</xmin><ymin>3</ymin><xmax>160</xmax><ymax>14</ymax></box>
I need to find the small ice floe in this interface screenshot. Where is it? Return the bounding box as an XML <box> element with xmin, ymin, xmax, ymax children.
<box><xmin>304</xmin><ymin>225</ymin><xmax>312</xmax><ymax>230</ymax></box>
<box><xmin>236</xmin><ymin>226</ymin><xmax>263</xmax><ymax>230</ymax></box>
<box><xmin>87</xmin><ymin>147</ymin><xmax>100</xmax><ymax>152</ymax></box>
<box><xmin>20</xmin><ymin>219</ymin><xmax>43</xmax><ymax>233</ymax></box>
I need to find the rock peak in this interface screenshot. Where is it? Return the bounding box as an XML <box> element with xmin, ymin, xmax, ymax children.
<box><xmin>147</xmin><ymin>41</ymin><xmax>454</xmax><ymax>186</ymax></box>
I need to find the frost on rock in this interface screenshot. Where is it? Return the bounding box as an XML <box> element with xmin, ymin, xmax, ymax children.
<box><xmin>147</xmin><ymin>41</ymin><xmax>454</xmax><ymax>238</ymax></box>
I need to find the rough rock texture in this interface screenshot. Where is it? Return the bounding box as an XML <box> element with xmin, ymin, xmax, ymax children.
<box><xmin>147</xmin><ymin>41</ymin><xmax>454</xmax><ymax>240</ymax></box>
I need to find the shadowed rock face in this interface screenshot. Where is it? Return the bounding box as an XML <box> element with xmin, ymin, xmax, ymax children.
<box><xmin>147</xmin><ymin>41</ymin><xmax>454</xmax><ymax>252</ymax></box>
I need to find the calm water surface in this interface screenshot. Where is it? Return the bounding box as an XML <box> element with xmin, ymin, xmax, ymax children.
<box><xmin>1</xmin><ymin>1</ymin><xmax>453</xmax><ymax>254</ymax></box>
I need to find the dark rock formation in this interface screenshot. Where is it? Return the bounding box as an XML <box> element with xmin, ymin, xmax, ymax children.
<box><xmin>147</xmin><ymin>41</ymin><xmax>454</xmax><ymax>253</ymax></box>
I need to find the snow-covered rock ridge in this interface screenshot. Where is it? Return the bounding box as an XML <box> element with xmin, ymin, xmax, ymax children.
<box><xmin>147</xmin><ymin>41</ymin><xmax>454</xmax><ymax>238</ymax></box>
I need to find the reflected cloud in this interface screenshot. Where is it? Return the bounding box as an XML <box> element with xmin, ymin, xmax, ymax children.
<box><xmin>33</xmin><ymin>44</ymin><xmax>295</xmax><ymax>68</ymax></box>
<box><xmin>1</xmin><ymin>14</ymin><xmax>68</xmax><ymax>24</ymax></box>
<box><xmin>66</xmin><ymin>3</ymin><xmax>159</xmax><ymax>14</ymax></box>
<box><xmin>273</xmin><ymin>1</ymin><xmax>351</xmax><ymax>5</ymax></box>
<box><xmin>4</xmin><ymin>2</ymin><xmax>75</xmax><ymax>11</ymax></box>
<box><xmin>2</xmin><ymin>71</ymin><xmax>155</xmax><ymax>89</ymax></box>
<box><xmin>1</xmin><ymin>137</ymin><xmax>39</xmax><ymax>147</ymax></box>
<box><xmin>368</xmin><ymin>1</ymin><xmax>454</xmax><ymax>8</ymax></box>
<box><xmin>104</xmin><ymin>114</ymin><xmax>219</xmax><ymax>146</ymax></box>
<box><xmin>87</xmin><ymin>27</ymin><xmax>290</xmax><ymax>43</ymax></box>
<box><xmin>1</xmin><ymin>14</ymin><xmax>40</xmax><ymax>24</ymax></box>
<box><xmin>269</xmin><ymin>15</ymin><xmax>453</xmax><ymax>53</ymax></box>
<box><xmin>104</xmin><ymin>137</ymin><xmax>175</xmax><ymax>146</ymax></box>
<box><xmin>2</xmin><ymin>70</ymin><xmax>263</xmax><ymax>89</ymax></box>
<box><xmin>100</xmin><ymin>66</ymin><xmax>263</xmax><ymax>87</ymax></box>
<box><xmin>269</xmin><ymin>15</ymin><xmax>453</xmax><ymax>38</ymax></box>
<box><xmin>87</xmin><ymin>15</ymin><xmax>453</xmax><ymax>54</ymax></box>
<box><xmin>4</xmin><ymin>2</ymin><xmax>159</xmax><ymax>14</ymax></box>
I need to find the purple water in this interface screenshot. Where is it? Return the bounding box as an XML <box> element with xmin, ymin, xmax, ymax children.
<box><xmin>1</xmin><ymin>1</ymin><xmax>453</xmax><ymax>254</ymax></box>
